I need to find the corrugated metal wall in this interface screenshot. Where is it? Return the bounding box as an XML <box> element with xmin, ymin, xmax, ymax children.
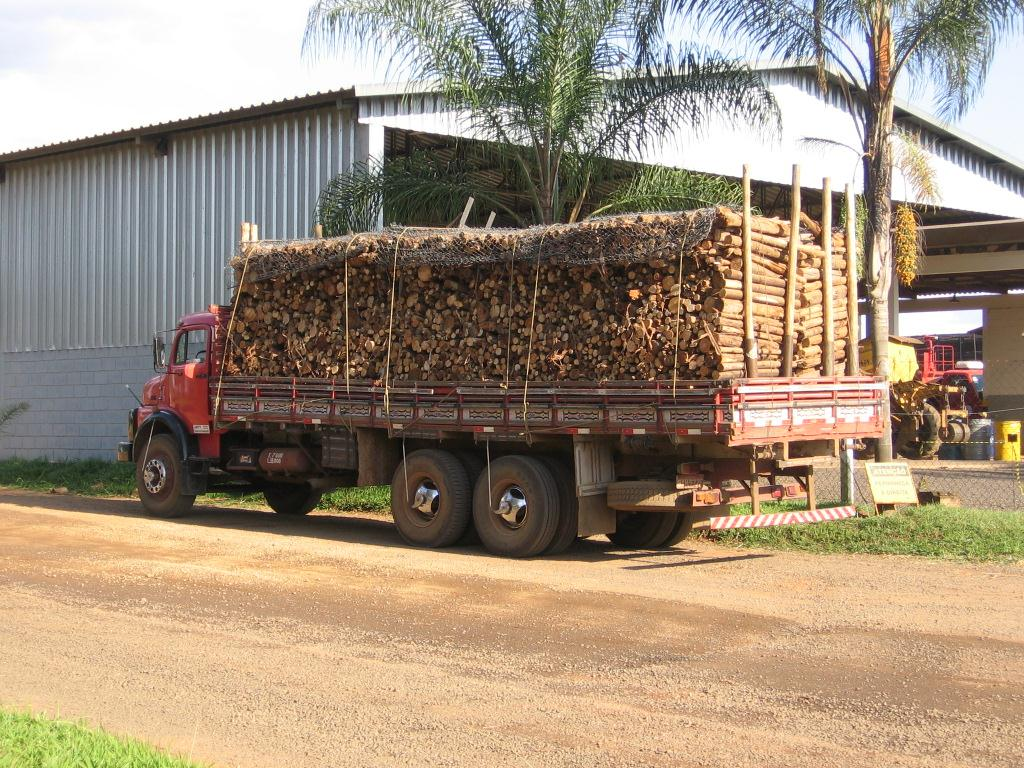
<box><xmin>0</xmin><ymin>104</ymin><xmax>356</xmax><ymax>352</ymax></box>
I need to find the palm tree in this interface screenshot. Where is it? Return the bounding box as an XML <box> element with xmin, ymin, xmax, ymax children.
<box><xmin>670</xmin><ymin>0</ymin><xmax>1024</xmax><ymax>460</ymax></box>
<box><xmin>304</xmin><ymin>0</ymin><xmax>780</xmax><ymax>230</ymax></box>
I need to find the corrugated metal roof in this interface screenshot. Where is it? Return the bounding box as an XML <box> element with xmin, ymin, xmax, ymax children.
<box><xmin>0</xmin><ymin>87</ymin><xmax>357</xmax><ymax>164</ymax></box>
<box><xmin>2</xmin><ymin>67</ymin><xmax>1022</xmax><ymax>178</ymax></box>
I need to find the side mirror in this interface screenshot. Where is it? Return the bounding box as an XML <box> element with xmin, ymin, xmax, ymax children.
<box><xmin>152</xmin><ymin>335</ymin><xmax>166</xmax><ymax>371</ymax></box>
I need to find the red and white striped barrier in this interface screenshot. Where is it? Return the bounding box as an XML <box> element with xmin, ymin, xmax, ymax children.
<box><xmin>708</xmin><ymin>505</ymin><xmax>858</xmax><ymax>530</ymax></box>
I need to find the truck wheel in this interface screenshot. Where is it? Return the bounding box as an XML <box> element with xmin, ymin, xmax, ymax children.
<box><xmin>661</xmin><ymin>512</ymin><xmax>698</xmax><ymax>547</ymax></box>
<box><xmin>608</xmin><ymin>511</ymin><xmax>679</xmax><ymax>549</ymax></box>
<box><xmin>537</xmin><ymin>456</ymin><xmax>578</xmax><ymax>555</ymax></box>
<box><xmin>453</xmin><ymin>450</ymin><xmax>485</xmax><ymax>545</ymax></box>
<box><xmin>391</xmin><ymin>449</ymin><xmax>472</xmax><ymax>548</ymax></box>
<box><xmin>263</xmin><ymin>483</ymin><xmax>322</xmax><ymax>515</ymax></box>
<box><xmin>136</xmin><ymin>433</ymin><xmax>196</xmax><ymax>519</ymax></box>
<box><xmin>472</xmin><ymin>455</ymin><xmax>559</xmax><ymax>558</ymax></box>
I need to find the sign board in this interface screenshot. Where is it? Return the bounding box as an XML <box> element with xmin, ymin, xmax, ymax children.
<box><xmin>864</xmin><ymin>462</ymin><xmax>919</xmax><ymax>506</ymax></box>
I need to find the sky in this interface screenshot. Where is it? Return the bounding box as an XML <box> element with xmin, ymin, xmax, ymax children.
<box><xmin>0</xmin><ymin>1</ymin><xmax>1020</xmax><ymax>334</ymax></box>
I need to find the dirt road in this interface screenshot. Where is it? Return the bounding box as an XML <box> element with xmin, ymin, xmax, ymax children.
<box><xmin>1</xmin><ymin>489</ymin><xmax>1022</xmax><ymax>768</ymax></box>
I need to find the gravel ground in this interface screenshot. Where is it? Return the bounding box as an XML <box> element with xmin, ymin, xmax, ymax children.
<box><xmin>0</xmin><ymin>488</ymin><xmax>1022</xmax><ymax>768</ymax></box>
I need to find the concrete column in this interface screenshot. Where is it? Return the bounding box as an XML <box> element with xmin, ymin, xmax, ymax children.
<box><xmin>888</xmin><ymin>269</ymin><xmax>900</xmax><ymax>336</ymax></box>
<box><xmin>983</xmin><ymin>307</ymin><xmax>1024</xmax><ymax>419</ymax></box>
<box><xmin>355</xmin><ymin>122</ymin><xmax>386</xmax><ymax>231</ymax></box>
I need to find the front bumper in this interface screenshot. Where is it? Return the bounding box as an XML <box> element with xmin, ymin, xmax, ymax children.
<box><xmin>116</xmin><ymin>441</ymin><xmax>133</xmax><ymax>463</ymax></box>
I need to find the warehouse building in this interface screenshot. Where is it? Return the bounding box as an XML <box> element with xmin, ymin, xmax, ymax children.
<box><xmin>2</xmin><ymin>67</ymin><xmax>1023</xmax><ymax>458</ymax></box>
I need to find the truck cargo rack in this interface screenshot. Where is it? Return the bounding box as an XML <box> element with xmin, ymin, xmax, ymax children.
<box><xmin>214</xmin><ymin>375</ymin><xmax>886</xmax><ymax>445</ymax></box>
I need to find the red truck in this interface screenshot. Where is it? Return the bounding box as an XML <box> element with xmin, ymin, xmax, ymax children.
<box><xmin>916</xmin><ymin>336</ymin><xmax>985</xmax><ymax>416</ymax></box>
<box><xmin>118</xmin><ymin>305</ymin><xmax>885</xmax><ymax>557</ymax></box>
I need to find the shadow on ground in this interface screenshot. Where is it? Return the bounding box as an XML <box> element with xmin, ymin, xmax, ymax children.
<box><xmin>0</xmin><ymin>488</ymin><xmax>772</xmax><ymax>568</ymax></box>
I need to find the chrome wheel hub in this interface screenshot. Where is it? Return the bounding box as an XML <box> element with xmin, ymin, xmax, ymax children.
<box><xmin>143</xmin><ymin>458</ymin><xmax>168</xmax><ymax>495</ymax></box>
<box><xmin>495</xmin><ymin>486</ymin><xmax>528</xmax><ymax>529</ymax></box>
<box><xmin>411</xmin><ymin>481</ymin><xmax>440</xmax><ymax>519</ymax></box>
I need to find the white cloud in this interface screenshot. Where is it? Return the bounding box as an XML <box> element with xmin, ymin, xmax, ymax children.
<box><xmin>0</xmin><ymin>0</ymin><xmax>375</xmax><ymax>153</ymax></box>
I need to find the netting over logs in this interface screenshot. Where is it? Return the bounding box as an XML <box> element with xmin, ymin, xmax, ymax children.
<box><xmin>230</xmin><ymin>208</ymin><xmax>719</xmax><ymax>282</ymax></box>
<box><xmin>224</xmin><ymin>207</ymin><xmax>851</xmax><ymax>383</ymax></box>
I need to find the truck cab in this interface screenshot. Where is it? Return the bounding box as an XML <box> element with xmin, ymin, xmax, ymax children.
<box><xmin>121</xmin><ymin>306</ymin><xmax>354</xmax><ymax>520</ymax></box>
<box><xmin>118</xmin><ymin>309</ymin><xmax>223</xmax><ymax>517</ymax></box>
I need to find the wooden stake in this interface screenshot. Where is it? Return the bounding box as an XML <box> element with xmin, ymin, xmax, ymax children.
<box><xmin>314</xmin><ymin>224</ymin><xmax>324</xmax><ymax>239</ymax></box>
<box><xmin>240</xmin><ymin>221</ymin><xmax>251</xmax><ymax>243</ymax></box>
<box><xmin>782</xmin><ymin>165</ymin><xmax>800</xmax><ymax>377</ymax></box>
<box><xmin>458</xmin><ymin>197</ymin><xmax>475</xmax><ymax>228</ymax></box>
<box><xmin>485</xmin><ymin>211</ymin><xmax>496</xmax><ymax>229</ymax></box>
<box><xmin>821</xmin><ymin>177</ymin><xmax>834</xmax><ymax>375</ymax></box>
<box><xmin>845</xmin><ymin>184</ymin><xmax>860</xmax><ymax>374</ymax></box>
<box><xmin>250</xmin><ymin>223</ymin><xmax>259</xmax><ymax>243</ymax></box>
<box><xmin>741</xmin><ymin>164</ymin><xmax>757</xmax><ymax>377</ymax></box>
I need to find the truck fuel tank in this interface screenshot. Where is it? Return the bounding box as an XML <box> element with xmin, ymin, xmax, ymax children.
<box><xmin>258</xmin><ymin>447</ymin><xmax>313</xmax><ymax>475</ymax></box>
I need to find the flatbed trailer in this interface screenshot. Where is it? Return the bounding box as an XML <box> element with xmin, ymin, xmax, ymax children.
<box><xmin>119</xmin><ymin>306</ymin><xmax>885</xmax><ymax>557</ymax></box>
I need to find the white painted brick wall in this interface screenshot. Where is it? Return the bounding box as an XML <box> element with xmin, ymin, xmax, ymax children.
<box><xmin>0</xmin><ymin>345</ymin><xmax>155</xmax><ymax>459</ymax></box>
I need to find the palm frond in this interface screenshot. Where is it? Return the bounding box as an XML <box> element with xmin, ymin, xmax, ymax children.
<box><xmin>306</xmin><ymin>0</ymin><xmax>781</xmax><ymax>224</ymax></box>
<box><xmin>588</xmin><ymin>166</ymin><xmax>742</xmax><ymax>217</ymax></box>
<box><xmin>0</xmin><ymin>402</ymin><xmax>29</xmax><ymax>437</ymax></box>
<box><xmin>315</xmin><ymin>161</ymin><xmax>386</xmax><ymax>235</ymax></box>
<box><xmin>892</xmin><ymin>128</ymin><xmax>941</xmax><ymax>206</ymax></box>
<box><xmin>894</xmin><ymin>0</ymin><xmax>1024</xmax><ymax>120</ymax></box>
<box><xmin>798</xmin><ymin>136</ymin><xmax>862</xmax><ymax>157</ymax></box>
<box><xmin>315</xmin><ymin>151</ymin><xmax>524</xmax><ymax>233</ymax></box>
<box><xmin>592</xmin><ymin>48</ymin><xmax>781</xmax><ymax>162</ymax></box>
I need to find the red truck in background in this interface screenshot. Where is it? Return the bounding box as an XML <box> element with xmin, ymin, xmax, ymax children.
<box><xmin>119</xmin><ymin>305</ymin><xmax>886</xmax><ymax>557</ymax></box>
<box><xmin>916</xmin><ymin>336</ymin><xmax>985</xmax><ymax>417</ymax></box>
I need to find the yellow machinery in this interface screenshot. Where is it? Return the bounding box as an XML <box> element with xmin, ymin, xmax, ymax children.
<box><xmin>859</xmin><ymin>337</ymin><xmax>968</xmax><ymax>459</ymax></box>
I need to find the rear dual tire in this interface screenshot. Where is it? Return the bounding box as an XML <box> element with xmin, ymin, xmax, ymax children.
<box><xmin>390</xmin><ymin>449</ymin><xmax>473</xmax><ymax>548</ymax></box>
<box><xmin>608</xmin><ymin>511</ymin><xmax>697</xmax><ymax>549</ymax></box>
<box><xmin>472</xmin><ymin>455</ymin><xmax>560</xmax><ymax>558</ymax></box>
<box><xmin>390</xmin><ymin>450</ymin><xmax>577</xmax><ymax>557</ymax></box>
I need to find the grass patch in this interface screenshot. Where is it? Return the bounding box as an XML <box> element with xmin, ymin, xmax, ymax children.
<box><xmin>0</xmin><ymin>709</ymin><xmax>206</xmax><ymax>768</ymax></box>
<box><xmin>0</xmin><ymin>458</ymin><xmax>135</xmax><ymax>496</ymax></box>
<box><xmin>705</xmin><ymin>503</ymin><xmax>1024</xmax><ymax>563</ymax></box>
<box><xmin>0</xmin><ymin>458</ymin><xmax>390</xmax><ymax>515</ymax></box>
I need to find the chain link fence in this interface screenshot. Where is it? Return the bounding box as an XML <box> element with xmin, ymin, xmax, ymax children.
<box><xmin>813</xmin><ymin>458</ymin><xmax>1024</xmax><ymax>511</ymax></box>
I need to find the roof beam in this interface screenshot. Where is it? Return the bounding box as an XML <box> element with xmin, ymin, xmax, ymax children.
<box><xmin>919</xmin><ymin>250</ymin><xmax>1024</xmax><ymax>275</ymax></box>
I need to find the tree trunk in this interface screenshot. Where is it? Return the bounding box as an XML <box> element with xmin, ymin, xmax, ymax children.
<box><xmin>865</xmin><ymin>7</ymin><xmax>896</xmax><ymax>463</ymax></box>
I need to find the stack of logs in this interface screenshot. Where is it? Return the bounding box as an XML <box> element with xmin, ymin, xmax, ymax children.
<box><xmin>225</xmin><ymin>206</ymin><xmax>850</xmax><ymax>382</ymax></box>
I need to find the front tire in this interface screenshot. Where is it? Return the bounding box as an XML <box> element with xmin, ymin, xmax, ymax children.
<box><xmin>135</xmin><ymin>433</ymin><xmax>196</xmax><ymax>519</ymax></box>
<box><xmin>263</xmin><ymin>482</ymin><xmax>322</xmax><ymax>515</ymax></box>
<box><xmin>391</xmin><ymin>449</ymin><xmax>472</xmax><ymax>547</ymax></box>
<box><xmin>472</xmin><ymin>455</ymin><xmax>560</xmax><ymax>558</ymax></box>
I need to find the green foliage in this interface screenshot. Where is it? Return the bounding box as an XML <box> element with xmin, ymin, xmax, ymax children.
<box><xmin>306</xmin><ymin>0</ymin><xmax>778</xmax><ymax>226</ymax></box>
<box><xmin>893</xmin><ymin>128</ymin><xmax>940</xmax><ymax>205</ymax></box>
<box><xmin>0</xmin><ymin>402</ymin><xmax>29</xmax><ymax>438</ymax></box>
<box><xmin>589</xmin><ymin>166</ymin><xmax>742</xmax><ymax>217</ymax></box>
<box><xmin>671</xmin><ymin>1</ymin><xmax>1024</xmax><ymax>123</ymax></box>
<box><xmin>321</xmin><ymin>485</ymin><xmax>390</xmax><ymax>513</ymax></box>
<box><xmin>838</xmin><ymin>191</ymin><xmax>867</xmax><ymax>279</ymax></box>
<box><xmin>706</xmin><ymin>504</ymin><xmax>1024</xmax><ymax>563</ymax></box>
<box><xmin>0</xmin><ymin>459</ymin><xmax>390</xmax><ymax>514</ymax></box>
<box><xmin>0</xmin><ymin>710</ymin><xmax>207</xmax><ymax>768</ymax></box>
<box><xmin>0</xmin><ymin>459</ymin><xmax>135</xmax><ymax>496</ymax></box>
<box><xmin>317</xmin><ymin>153</ymin><xmax>524</xmax><ymax>233</ymax></box>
